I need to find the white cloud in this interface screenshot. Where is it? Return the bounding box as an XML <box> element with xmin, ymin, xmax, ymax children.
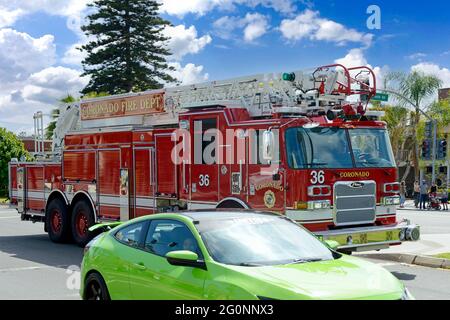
<box><xmin>0</xmin><ymin>66</ymin><xmax>88</xmax><ymax>132</ymax></box>
<box><xmin>407</xmin><ymin>52</ymin><xmax>427</xmax><ymax>61</ymax></box>
<box><xmin>163</xmin><ymin>25</ymin><xmax>212</xmax><ymax>61</ymax></box>
<box><xmin>159</xmin><ymin>0</ymin><xmax>296</xmax><ymax>16</ymax></box>
<box><xmin>214</xmin><ymin>13</ymin><xmax>269</xmax><ymax>43</ymax></box>
<box><xmin>243</xmin><ymin>13</ymin><xmax>269</xmax><ymax>42</ymax></box>
<box><xmin>0</xmin><ymin>0</ymin><xmax>90</xmax><ymax>20</ymax></box>
<box><xmin>168</xmin><ymin>62</ymin><xmax>209</xmax><ymax>85</ymax></box>
<box><xmin>213</xmin><ymin>16</ymin><xmax>241</xmax><ymax>40</ymax></box>
<box><xmin>411</xmin><ymin>62</ymin><xmax>450</xmax><ymax>88</ymax></box>
<box><xmin>62</xmin><ymin>43</ymin><xmax>87</xmax><ymax>66</ymax></box>
<box><xmin>335</xmin><ymin>48</ymin><xmax>368</xmax><ymax>68</ymax></box>
<box><xmin>0</xmin><ymin>28</ymin><xmax>87</xmax><ymax>132</ymax></box>
<box><xmin>22</xmin><ymin>67</ymin><xmax>88</xmax><ymax>103</ymax></box>
<box><xmin>0</xmin><ymin>7</ymin><xmax>24</xmax><ymax>27</ymax></box>
<box><xmin>0</xmin><ymin>28</ymin><xmax>56</xmax><ymax>82</ymax></box>
<box><xmin>334</xmin><ymin>48</ymin><xmax>388</xmax><ymax>91</ymax></box>
<box><xmin>280</xmin><ymin>10</ymin><xmax>373</xmax><ymax>47</ymax></box>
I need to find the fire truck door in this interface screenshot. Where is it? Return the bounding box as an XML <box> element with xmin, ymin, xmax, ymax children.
<box><xmin>190</xmin><ymin>117</ymin><xmax>220</xmax><ymax>204</ymax></box>
<box><xmin>226</xmin><ymin>130</ymin><xmax>248</xmax><ymax>204</ymax></box>
<box><xmin>17</xmin><ymin>167</ymin><xmax>25</xmax><ymax>213</ymax></box>
<box><xmin>134</xmin><ymin>148</ymin><xmax>156</xmax><ymax>217</ymax></box>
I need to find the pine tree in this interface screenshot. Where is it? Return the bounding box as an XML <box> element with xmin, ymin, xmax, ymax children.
<box><xmin>80</xmin><ymin>0</ymin><xmax>177</xmax><ymax>95</ymax></box>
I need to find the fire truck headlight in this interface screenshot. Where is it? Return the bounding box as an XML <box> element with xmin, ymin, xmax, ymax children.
<box><xmin>383</xmin><ymin>196</ymin><xmax>400</xmax><ymax>206</ymax></box>
<box><xmin>307</xmin><ymin>200</ymin><xmax>331</xmax><ymax>210</ymax></box>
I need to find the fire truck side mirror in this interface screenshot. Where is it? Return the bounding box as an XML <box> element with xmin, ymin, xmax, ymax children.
<box><xmin>262</xmin><ymin>130</ymin><xmax>275</xmax><ymax>161</ymax></box>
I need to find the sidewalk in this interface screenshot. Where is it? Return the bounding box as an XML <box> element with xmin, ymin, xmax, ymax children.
<box><xmin>358</xmin><ymin>200</ymin><xmax>450</xmax><ymax>266</ymax></box>
<box><xmin>397</xmin><ymin>199</ymin><xmax>450</xmax><ymax>212</ymax></box>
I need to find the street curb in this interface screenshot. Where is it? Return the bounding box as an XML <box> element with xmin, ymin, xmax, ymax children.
<box><xmin>358</xmin><ymin>253</ymin><xmax>450</xmax><ymax>270</ymax></box>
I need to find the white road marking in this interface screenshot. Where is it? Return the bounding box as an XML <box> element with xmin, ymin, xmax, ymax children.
<box><xmin>0</xmin><ymin>265</ymin><xmax>70</xmax><ymax>273</ymax></box>
<box><xmin>0</xmin><ymin>216</ymin><xmax>18</xmax><ymax>219</ymax></box>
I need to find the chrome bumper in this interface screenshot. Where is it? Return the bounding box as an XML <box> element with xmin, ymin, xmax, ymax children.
<box><xmin>314</xmin><ymin>221</ymin><xmax>420</xmax><ymax>253</ymax></box>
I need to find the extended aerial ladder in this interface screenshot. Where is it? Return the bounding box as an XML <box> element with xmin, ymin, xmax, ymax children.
<box><xmin>39</xmin><ymin>64</ymin><xmax>377</xmax><ymax>156</ymax></box>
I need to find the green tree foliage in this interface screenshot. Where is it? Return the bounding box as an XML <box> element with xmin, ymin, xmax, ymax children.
<box><xmin>386</xmin><ymin>70</ymin><xmax>443</xmax><ymax>178</ymax></box>
<box><xmin>0</xmin><ymin>128</ymin><xmax>30</xmax><ymax>197</ymax></box>
<box><xmin>80</xmin><ymin>0</ymin><xmax>177</xmax><ymax>95</ymax></box>
<box><xmin>82</xmin><ymin>92</ymin><xmax>110</xmax><ymax>99</ymax></box>
<box><xmin>381</xmin><ymin>105</ymin><xmax>409</xmax><ymax>156</ymax></box>
<box><xmin>429</xmin><ymin>99</ymin><xmax>450</xmax><ymax>133</ymax></box>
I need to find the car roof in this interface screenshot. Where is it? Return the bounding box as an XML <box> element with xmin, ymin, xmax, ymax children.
<box><xmin>177</xmin><ymin>209</ymin><xmax>282</xmax><ymax>222</ymax></box>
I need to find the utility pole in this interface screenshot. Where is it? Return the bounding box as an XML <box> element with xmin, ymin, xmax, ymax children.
<box><xmin>380</xmin><ymin>89</ymin><xmax>438</xmax><ymax>184</ymax></box>
<box><xmin>431</xmin><ymin>119</ymin><xmax>438</xmax><ymax>184</ymax></box>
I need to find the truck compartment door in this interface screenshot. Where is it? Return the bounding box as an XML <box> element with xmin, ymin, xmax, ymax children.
<box><xmin>17</xmin><ymin>167</ymin><xmax>25</xmax><ymax>213</ymax></box>
<box><xmin>155</xmin><ymin>134</ymin><xmax>177</xmax><ymax>197</ymax></box>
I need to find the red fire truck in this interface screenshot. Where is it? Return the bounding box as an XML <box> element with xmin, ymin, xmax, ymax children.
<box><xmin>8</xmin><ymin>64</ymin><xmax>420</xmax><ymax>250</ymax></box>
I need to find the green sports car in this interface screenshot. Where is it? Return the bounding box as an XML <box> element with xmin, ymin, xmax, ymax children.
<box><xmin>80</xmin><ymin>210</ymin><xmax>413</xmax><ymax>300</ymax></box>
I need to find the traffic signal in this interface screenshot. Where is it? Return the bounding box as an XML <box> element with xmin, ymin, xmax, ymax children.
<box><xmin>422</xmin><ymin>140</ymin><xmax>431</xmax><ymax>160</ymax></box>
<box><xmin>425</xmin><ymin>121</ymin><xmax>433</xmax><ymax>139</ymax></box>
<box><xmin>438</xmin><ymin>139</ymin><xmax>448</xmax><ymax>160</ymax></box>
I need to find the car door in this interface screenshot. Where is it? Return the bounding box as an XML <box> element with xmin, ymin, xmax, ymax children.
<box><xmin>128</xmin><ymin>219</ymin><xmax>207</xmax><ymax>300</ymax></box>
<box><xmin>107</xmin><ymin>221</ymin><xmax>149</xmax><ymax>299</ymax></box>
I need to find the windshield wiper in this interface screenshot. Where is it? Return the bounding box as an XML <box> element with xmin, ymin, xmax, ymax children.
<box><xmin>289</xmin><ymin>258</ymin><xmax>324</xmax><ymax>264</ymax></box>
<box><xmin>238</xmin><ymin>262</ymin><xmax>263</xmax><ymax>267</ymax></box>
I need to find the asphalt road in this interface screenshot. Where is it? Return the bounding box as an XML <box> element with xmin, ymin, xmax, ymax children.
<box><xmin>0</xmin><ymin>205</ymin><xmax>449</xmax><ymax>300</ymax></box>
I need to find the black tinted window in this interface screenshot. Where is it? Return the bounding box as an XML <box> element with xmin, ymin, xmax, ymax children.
<box><xmin>114</xmin><ymin>222</ymin><xmax>145</xmax><ymax>248</ymax></box>
<box><xmin>144</xmin><ymin>220</ymin><xmax>202</xmax><ymax>258</ymax></box>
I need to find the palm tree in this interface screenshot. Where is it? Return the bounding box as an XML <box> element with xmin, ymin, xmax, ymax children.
<box><xmin>45</xmin><ymin>95</ymin><xmax>77</xmax><ymax>140</ymax></box>
<box><xmin>386</xmin><ymin>70</ymin><xmax>443</xmax><ymax>179</ymax></box>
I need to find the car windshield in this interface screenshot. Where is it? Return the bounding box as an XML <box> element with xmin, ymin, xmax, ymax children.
<box><xmin>349</xmin><ymin>129</ymin><xmax>396</xmax><ymax>168</ymax></box>
<box><xmin>285</xmin><ymin>127</ymin><xmax>396</xmax><ymax>169</ymax></box>
<box><xmin>196</xmin><ymin>216</ymin><xmax>335</xmax><ymax>266</ymax></box>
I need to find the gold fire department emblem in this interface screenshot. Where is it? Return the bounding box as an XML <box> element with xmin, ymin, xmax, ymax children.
<box><xmin>264</xmin><ymin>190</ymin><xmax>276</xmax><ymax>209</ymax></box>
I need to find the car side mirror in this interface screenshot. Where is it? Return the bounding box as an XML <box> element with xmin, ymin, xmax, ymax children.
<box><xmin>166</xmin><ymin>250</ymin><xmax>207</xmax><ymax>270</ymax></box>
<box><xmin>262</xmin><ymin>130</ymin><xmax>275</xmax><ymax>161</ymax></box>
<box><xmin>324</xmin><ymin>240</ymin><xmax>340</xmax><ymax>250</ymax></box>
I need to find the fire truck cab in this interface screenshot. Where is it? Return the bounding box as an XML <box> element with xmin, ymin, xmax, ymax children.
<box><xmin>8</xmin><ymin>64</ymin><xmax>420</xmax><ymax>250</ymax></box>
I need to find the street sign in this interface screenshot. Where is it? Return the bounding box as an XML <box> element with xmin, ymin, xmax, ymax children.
<box><xmin>372</xmin><ymin>93</ymin><xmax>389</xmax><ymax>102</ymax></box>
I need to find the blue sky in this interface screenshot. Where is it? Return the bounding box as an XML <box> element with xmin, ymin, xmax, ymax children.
<box><xmin>0</xmin><ymin>0</ymin><xmax>449</xmax><ymax>133</ymax></box>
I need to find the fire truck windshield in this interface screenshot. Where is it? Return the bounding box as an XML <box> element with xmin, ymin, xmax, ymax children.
<box><xmin>285</xmin><ymin>127</ymin><xmax>396</xmax><ymax>169</ymax></box>
<box><xmin>349</xmin><ymin>128</ymin><xmax>396</xmax><ymax>168</ymax></box>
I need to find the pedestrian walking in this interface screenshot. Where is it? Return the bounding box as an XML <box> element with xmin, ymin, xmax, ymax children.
<box><xmin>441</xmin><ymin>190</ymin><xmax>449</xmax><ymax>211</ymax></box>
<box><xmin>399</xmin><ymin>181</ymin><xmax>406</xmax><ymax>208</ymax></box>
<box><xmin>419</xmin><ymin>180</ymin><xmax>429</xmax><ymax>210</ymax></box>
<box><xmin>413</xmin><ymin>181</ymin><xmax>420</xmax><ymax>208</ymax></box>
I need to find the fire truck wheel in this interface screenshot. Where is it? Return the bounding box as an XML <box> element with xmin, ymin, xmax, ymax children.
<box><xmin>46</xmin><ymin>198</ymin><xmax>71</xmax><ymax>243</ymax></box>
<box><xmin>84</xmin><ymin>272</ymin><xmax>110</xmax><ymax>300</ymax></box>
<box><xmin>71</xmin><ymin>200</ymin><xmax>95</xmax><ymax>247</ymax></box>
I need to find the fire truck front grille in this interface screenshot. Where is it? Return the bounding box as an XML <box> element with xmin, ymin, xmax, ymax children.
<box><xmin>333</xmin><ymin>181</ymin><xmax>376</xmax><ymax>226</ymax></box>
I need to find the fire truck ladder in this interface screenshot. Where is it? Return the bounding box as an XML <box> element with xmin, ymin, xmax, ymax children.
<box><xmin>165</xmin><ymin>64</ymin><xmax>377</xmax><ymax>118</ymax></box>
<box><xmin>33</xmin><ymin>112</ymin><xmax>45</xmax><ymax>156</ymax></box>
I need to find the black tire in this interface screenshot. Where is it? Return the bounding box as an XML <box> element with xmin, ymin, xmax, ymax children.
<box><xmin>71</xmin><ymin>199</ymin><xmax>95</xmax><ymax>247</ymax></box>
<box><xmin>84</xmin><ymin>273</ymin><xmax>110</xmax><ymax>300</ymax></box>
<box><xmin>217</xmin><ymin>200</ymin><xmax>246</xmax><ymax>209</ymax></box>
<box><xmin>46</xmin><ymin>197</ymin><xmax>71</xmax><ymax>243</ymax></box>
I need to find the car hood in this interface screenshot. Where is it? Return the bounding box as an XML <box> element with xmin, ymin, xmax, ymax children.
<box><xmin>226</xmin><ymin>255</ymin><xmax>403</xmax><ymax>300</ymax></box>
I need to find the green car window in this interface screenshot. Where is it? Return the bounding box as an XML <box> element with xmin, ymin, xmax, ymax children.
<box><xmin>144</xmin><ymin>220</ymin><xmax>202</xmax><ymax>258</ymax></box>
<box><xmin>197</xmin><ymin>216</ymin><xmax>335</xmax><ymax>266</ymax></box>
<box><xmin>114</xmin><ymin>222</ymin><xmax>145</xmax><ymax>248</ymax></box>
